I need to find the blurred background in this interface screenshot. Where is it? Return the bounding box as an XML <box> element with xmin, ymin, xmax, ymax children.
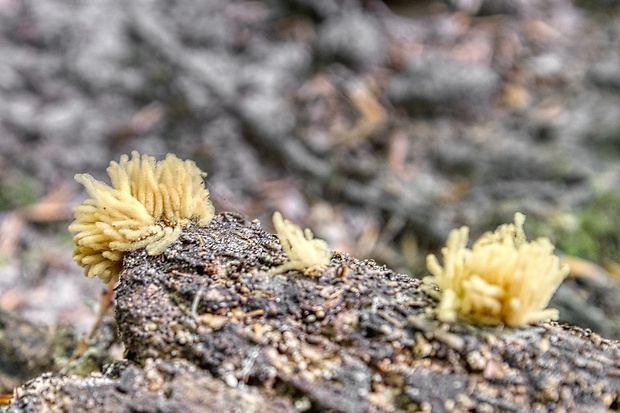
<box><xmin>1</xmin><ymin>0</ymin><xmax>620</xmax><ymax>392</ymax></box>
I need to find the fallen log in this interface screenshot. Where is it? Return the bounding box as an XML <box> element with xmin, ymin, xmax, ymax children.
<box><xmin>8</xmin><ymin>212</ymin><xmax>620</xmax><ymax>412</ymax></box>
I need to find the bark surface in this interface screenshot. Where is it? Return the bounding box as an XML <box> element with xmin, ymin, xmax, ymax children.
<box><xmin>8</xmin><ymin>213</ymin><xmax>620</xmax><ymax>412</ymax></box>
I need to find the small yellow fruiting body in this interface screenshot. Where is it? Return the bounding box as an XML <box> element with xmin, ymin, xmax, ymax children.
<box><xmin>69</xmin><ymin>151</ymin><xmax>215</xmax><ymax>283</ymax></box>
<box><xmin>268</xmin><ymin>211</ymin><xmax>331</xmax><ymax>276</ymax></box>
<box><xmin>425</xmin><ymin>213</ymin><xmax>569</xmax><ymax>327</ymax></box>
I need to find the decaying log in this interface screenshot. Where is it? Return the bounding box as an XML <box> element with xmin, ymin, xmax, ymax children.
<box><xmin>8</xmin><ymin>359</ymin><xmax>295</xmax><ymax>413</ymax></box>
<box><xmin>8</xmin><ymin>213</ymin><xmax>620</xmax><ymax>412</ymax></box>
<box><xmin>0</xmin><ymin>310</ymin><xmax>75</xmax><ymax>394</ymax></box>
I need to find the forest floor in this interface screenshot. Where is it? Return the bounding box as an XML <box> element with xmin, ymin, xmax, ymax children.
<box><xmin>0</xmin><ymin>0</ymin><xmax>620</xmax><ymax>393</ymax></box>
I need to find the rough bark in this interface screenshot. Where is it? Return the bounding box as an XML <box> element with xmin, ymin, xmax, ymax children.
<box><xmin>8</xmin><ymin>213</ymin><xmax>620</xmax><ymax>412</ymax></box>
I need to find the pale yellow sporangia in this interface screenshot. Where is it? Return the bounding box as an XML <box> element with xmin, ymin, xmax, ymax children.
<box><xmin>268</xmin><ymin>211</ymin><xmax>331</xmax><ymax>276</ymax></box>
<box><xmin>69</xmin><ymin>151</ymin><xmax>214</xmax><ymax>283</ymax></box>
<box><xmin>425</xmin><ymin>213</ymin><xmax>569</xmax><ymax>327</ymax></box>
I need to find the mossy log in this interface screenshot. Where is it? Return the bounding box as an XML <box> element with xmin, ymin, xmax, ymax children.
<box><xmin>8</xmin><ymin>213</ymin><xmax>620</xmax><ymax>412</ymax></box>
